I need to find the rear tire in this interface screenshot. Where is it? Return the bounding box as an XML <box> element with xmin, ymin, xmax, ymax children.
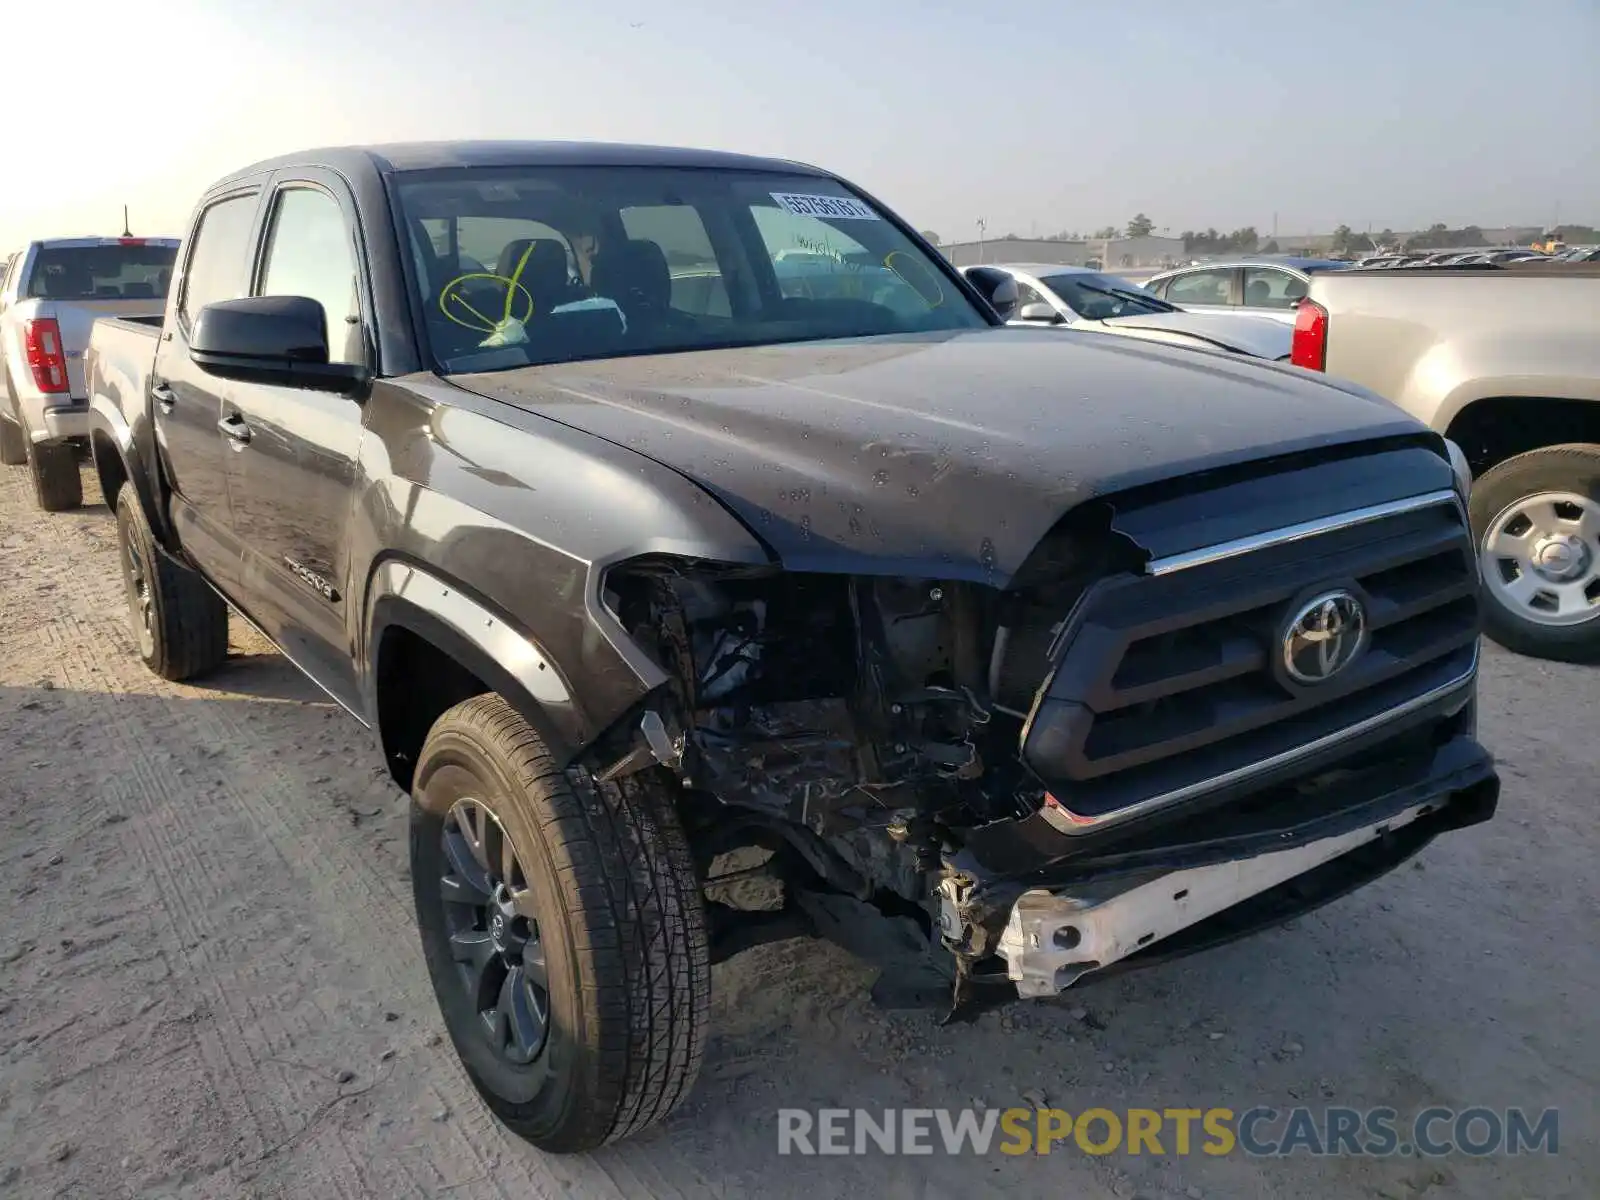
<box><xmin>0</xmin><ymin>416</ymin><xmax>25</xmax><ymax>466</ymax></box>
<box><xmin>411</xmin><ymin>694</ymin><xmax>709</xmax><ymax>1153</ymax></box>
<box><xmin>114</xmin><ymin>482</ymin><xmax>229</xmax><ymax>680</ymax></box>
<box><xmin>1470</xmin><ymin>444</ymin><xmax>1600</xmax><ymax>663</ymax></box>
<box><xmin>26</xmin><ymin>438</ymin><xmax>81</xmax><ymax>511</ymax></box>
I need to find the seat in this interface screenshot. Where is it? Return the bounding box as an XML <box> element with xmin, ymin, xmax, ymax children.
<box><xmin>495</xmin><ymin>238</ymin><xmax>574</xmax><ymax>315</ymax></box>
<box><xmin>1246</xmin><ymin>279</ymin><xmax>1273</xmax><ymax>306</ymax></box>
<box><xmin>42</xmin><ymin>266</ymin><xmax>91</xmax><ymax>297</ymax></box>
<box><xmin>1283</xmin><ymin>277</ymin><xmax>1308</xmax><ymax>302</ymax></box>
<box><xmin>590</xmin><ymin>238</ymin><xmax>677</xmax><ymax>330</ymax></box>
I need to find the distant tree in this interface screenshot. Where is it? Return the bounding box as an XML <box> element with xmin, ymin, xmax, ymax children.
<box><xmin>1125</xmin><ymin>213</ymin><xmax>1156</xmax><ymax>238</ymax></box>
<box><xmin>1092</xmin><ymin>225</ymin><xmax>1120</xmax><ymax>240</ymax></box>
<box><xmin>1379</xmin><ymin>228</ymin><xmax>1397</xmax><ymax>249</ymax></box>
<box><xmin>919</xmin><ymin>231</ymin><xmax>941</xmax><ymax>245</ymax></box>
<box><xmin>1261</xmin><ymin>239</ymin><xmax>1280</xmax><ymax>254</ymax></box>
<box><xmin>1554</xmin><ymin>224</ymin><xmax>1597</xmax><ymax>242</ymax></box>
<box><xmin>1331</xmin><ymin>224</ymin><xmax>1356</xmax><ymax>254</ymax></box>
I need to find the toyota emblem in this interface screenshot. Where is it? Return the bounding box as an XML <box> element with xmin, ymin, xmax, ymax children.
<box><xmin>1281</xmin><ymin>590</ymin><xmax>1368</xmax><ymax>684</ymax></box>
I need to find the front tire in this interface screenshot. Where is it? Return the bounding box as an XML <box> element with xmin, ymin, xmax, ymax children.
<box><xmin>1470</xmin><ymin>444</ymin><xmax>1600</xmax><ymax>663</ymax></box>
<box><xmin>26</xmin><ymin>438</ymin><xmax>82</xmax><ymax>511</ymax></box>
<box><xmin>114</xmin><ymin>482</ymin><xmax>229</xmax><ymax>680</ymax></box>
<box><xmin>411</xmin><ymin>695</ymin><xmax>709</xmax><ymax>1153</ymax></box>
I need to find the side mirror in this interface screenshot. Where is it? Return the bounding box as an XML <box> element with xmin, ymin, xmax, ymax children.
<box><xmin>963</xmin><ymin>267</ymin><xmax>1019</xmax><ymax>320</ymax></box>
<box><xmin>190</xmin><ymin>296</ymin><xmax>369</xmax><ymax>394</ymax></box>
<box><xmin>1018</xmin><ymin>302</ymin><xmax>1063</xmax><ymax>323</ymax></box>
<box><xmin>987</xmin><ymin>276</ymin><xmax>1019</xmax><ymax>321</ymax></box>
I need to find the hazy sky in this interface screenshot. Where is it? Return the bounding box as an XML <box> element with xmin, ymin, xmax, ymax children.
<box><xmin>4</xmin><ymin>0</ymin><xmax>1595</xmax><ymax>250</ymax></box>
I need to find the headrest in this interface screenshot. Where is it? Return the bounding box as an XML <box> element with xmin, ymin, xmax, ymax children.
<box><xmin>591</xmin><ymin>239</ymin><xmax>670</xmax><ymax>311</ymax></box>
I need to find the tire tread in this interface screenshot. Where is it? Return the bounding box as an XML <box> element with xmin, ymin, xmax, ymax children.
<box><xmin>418</xmin><ymin>694</ymin><xmax>709</xmax><ymax>1152</ymax></box>
<box><xmin>28</xmin><ymin>439</ymin><xmax>82</xmax><ymax>511</ymax></box>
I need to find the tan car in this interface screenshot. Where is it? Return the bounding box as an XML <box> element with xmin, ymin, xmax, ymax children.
<box><xmin>1295</xmin><ymin>262</ymin><xmax>1600</xmax><ymax>662</ymax></box>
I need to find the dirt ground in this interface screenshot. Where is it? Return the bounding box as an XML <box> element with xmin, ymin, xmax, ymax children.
<box><xmin>1</xmin><ymin>462</ymin><xmax>1595</xmax><ymax>1200</ymax></box>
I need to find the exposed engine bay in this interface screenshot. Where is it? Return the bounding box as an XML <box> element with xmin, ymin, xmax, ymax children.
<box><xmin>595</xmin><ymin>514</ymin><xmax>1134</xmax><ymax>1011</ymax></box>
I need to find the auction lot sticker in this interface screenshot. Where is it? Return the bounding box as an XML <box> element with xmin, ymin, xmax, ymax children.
<box><xmin>771</xmin><ymin>192</ymin><xmax>882</xmax><ymax>220</ymax></box>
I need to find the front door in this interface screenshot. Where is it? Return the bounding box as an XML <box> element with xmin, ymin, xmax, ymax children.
<box><xmin>1162</xmin><ymin>266</ymin><xmax>1238</xmax><ymax>317</ymax></box>
<box><xmin>153</xmin><ymin>189</ymin><xmax>263</xmax><ymax>591</ymax></box>
<box><xmin>222</xmin><ymin>177</ymin><xmax>370</xmax><ymax>711</ymax></box>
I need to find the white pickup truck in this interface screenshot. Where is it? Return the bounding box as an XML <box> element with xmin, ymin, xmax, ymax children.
<box><xmin>1296</xmin><ymin>262</ymin><xmax>1600</xmax><ymax>661</ymax></box>
<box><xmin>0</xmin><ymin>236</ymin><xmax>179</xmax><ymax>510</ymax></box>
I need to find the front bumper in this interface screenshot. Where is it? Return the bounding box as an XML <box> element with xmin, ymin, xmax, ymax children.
<box><xmin>942</xmin><ymin>731</ymin><xmax>1498</xmax><ymax>998</ymax></box>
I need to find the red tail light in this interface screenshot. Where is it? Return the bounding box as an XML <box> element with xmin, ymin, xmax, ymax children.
<box><xmin>22</xmin><ymin>318</ymin><xmax>70</xmax><ymax>394</ymax></box>
<box><xmin>1290</xmin><ymin>298</ymin><xmax>1328</xmax><ymax>371</ymax></box>
<box><xmin>117</xmin><ymin>237</ymin><xmax>146</xmax><ymax>246</ymax></box>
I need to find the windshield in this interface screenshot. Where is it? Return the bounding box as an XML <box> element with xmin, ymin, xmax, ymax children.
<box><xmin>24</xmin><ymin>241</ymin><xmax>178</xmax><ymax>301</ymax></box>
<box><xmin>1040</xmin><ymin>272</ymin><xmax>1174</xmax><ymax>319</ymax></box>
<box><xmin>393</xmin><ymin>166</ymin><xmax>987</xmax><ymax>374</ymax></box>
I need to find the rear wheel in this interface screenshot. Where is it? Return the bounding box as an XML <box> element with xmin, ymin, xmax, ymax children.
<box><xmin>411</xmin><ymin>694</ymin><xmax>709</xmax><ymax>1153</ymax></box>
<box><xmin>114</xmin><ymin>482</ymin><xmax>229</xmax><ymax>680</ymax></box>
<box><xmin>1470</xmin><ymin>444</ymin><xmax>1600</xmax><ymax>662</ymax></box>
<box><xmin>26</xmin><ymin>438</ymin><xmax>81</xmax><ymax>511</ymax></box>
<box><xmin>0</xmin><ymin>416</ymin><xmax>25</xmax><ymax>466</ymax></box>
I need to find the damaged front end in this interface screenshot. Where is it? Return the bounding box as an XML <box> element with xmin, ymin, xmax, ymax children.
<box><xmin>589</xmin><ymin>447</ymin><xmax>1500</xmax><ymax>1016</ymax></box>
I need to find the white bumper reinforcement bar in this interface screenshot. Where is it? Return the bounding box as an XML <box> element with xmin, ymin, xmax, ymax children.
<box><xmin>996</xmin><ymin>804</ymin><xmax>1428</xmax><ymax>997</ymax></box>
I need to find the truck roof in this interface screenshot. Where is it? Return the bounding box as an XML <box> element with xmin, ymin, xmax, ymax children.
<box><xmin>211</xmin><ymin>140</ymin><xmax>833</xmax><ymax>190</ymax></box>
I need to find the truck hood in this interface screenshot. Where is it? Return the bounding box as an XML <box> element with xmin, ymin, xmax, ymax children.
<box><xmin>452</xmin><ymin>327</ymin><xmax>1418</xmax><ymax>585</ymax></box>
<box><xmin>1091</xmin><ymin>311</ymin><xmax>1292</xmax><ymax>360</ymax></box>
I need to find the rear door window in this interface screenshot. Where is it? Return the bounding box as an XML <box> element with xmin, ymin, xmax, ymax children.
<box><xmin>1242</xmin><ymin>267</ymin><xmax>1304</xmax><ymax>308</ymax></box>
<box><xmin>179</xmin><ymin>195</ymin><xmax>260</xmax><ymax>327</ymax></box>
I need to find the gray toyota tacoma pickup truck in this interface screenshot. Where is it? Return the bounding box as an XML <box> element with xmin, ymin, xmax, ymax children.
<box><xmin>84</xmin><ymin>141</ymin><xmax>1498</xmax><ymax>1154</ymax></box>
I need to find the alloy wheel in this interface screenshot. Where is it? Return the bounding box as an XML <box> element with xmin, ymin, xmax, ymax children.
<box><xmin>120</xmin><ymin>521</ymin><xmax>156</xmax><ymax>656</ymax></box>
<box><xmin>439</xmin><ymin>798</ymin><xmax>551</xmax><ymax>1065</ymax></box>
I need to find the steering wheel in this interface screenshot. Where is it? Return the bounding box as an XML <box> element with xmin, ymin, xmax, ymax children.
<box><xmin>438</xmin><ymin>271</ymin><xmax>536</xmax><ymax>333</ymax></box>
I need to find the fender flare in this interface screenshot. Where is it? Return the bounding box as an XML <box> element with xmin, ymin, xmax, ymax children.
<box><xmin>86</xmin><ymin>397</ymin><xmax>179</xmax><ymax>547</ymax></box>
<box><xmin>364</xmin><ymin>559</ymin><xmax>590</xmax><ymax>765</ymax></box>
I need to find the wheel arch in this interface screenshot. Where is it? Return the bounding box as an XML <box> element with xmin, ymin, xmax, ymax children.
<box><xmin>1444</xmin><ymin>395</ymin><xmax>1600</xmax><ymax>476</ymax></box>
<box><xmin>87</xmin><ymin>398</ymin><xmax>176</xmax><ymax>545</ymax></box>
<box><xmin>364</xmin><ymin>559</ymin><xmax>593</xmax><ymax>791</ymax></box>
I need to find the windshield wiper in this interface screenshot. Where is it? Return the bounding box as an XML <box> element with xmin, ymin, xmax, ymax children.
<box><xmin>1081</xmin><ymin>282</ymin><xmax>1174</xmax><ymax>314</ymax></box>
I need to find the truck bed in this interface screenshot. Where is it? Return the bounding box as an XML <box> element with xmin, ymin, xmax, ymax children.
<box><xmin>1307</xmin><ymin>264</ymin><xmax>1600</xmax><ymax>411</ymax></box>
<box><xmin>84</xmin><ymin>315</ymin><xmax>165</xmax><ymax>447</ymax></box>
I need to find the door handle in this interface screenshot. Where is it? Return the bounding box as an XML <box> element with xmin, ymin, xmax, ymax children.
<box><xmin>152</xmin><ymin>383</ymin><xmax>176</xmax><ymax>414</ymax></box>
<box><xmin>218</xmin><ymin>413</ymin><xmax>252</xmax><ymax>447</ymax></box>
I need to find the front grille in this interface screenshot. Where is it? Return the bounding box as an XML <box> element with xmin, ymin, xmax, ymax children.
<box><xmin>1021</xmin><ymin>492</ymin><xmax>1479</xmax><ymax>823</ymax></box>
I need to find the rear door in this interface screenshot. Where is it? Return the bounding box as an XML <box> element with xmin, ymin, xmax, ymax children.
<box><xmin>222</xmin><ymin>172</ymin><xmax>369</xmax><ymax>709</ymax></box>
<box><xmin>152</xmin><ymin>190</ymin><xmax>264</xmax><ymax>591</ymax></box>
